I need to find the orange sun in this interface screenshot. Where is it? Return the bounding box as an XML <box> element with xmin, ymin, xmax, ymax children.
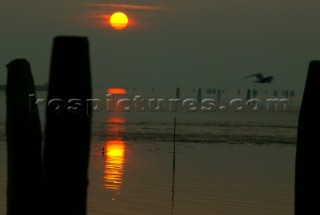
<box><xmin>109</xmin><ymin>12</ymin><xmax>128</xmax><ymax>30</ymax></box>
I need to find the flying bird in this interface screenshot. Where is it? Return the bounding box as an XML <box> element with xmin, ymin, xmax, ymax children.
<box><xmin>243</xmin><ymin>73</ymin><xmax>273</xmax><ymax>84</ymax></box>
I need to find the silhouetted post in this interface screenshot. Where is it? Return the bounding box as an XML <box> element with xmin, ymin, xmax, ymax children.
<box><xmin>197</xmin><ymin>88</ymin><xmax>202</xmax><ymax>108</ymax></box>
<box><xmin>197</xmin><ymin>88</ymin><xmax>202</xmax><ymax>101</ymax></box>
<box><xmin>43</xmin><ymin>36</ymin><xmax>92</xmax><ymax>215</ymax></box>
<box><xmin>217</xmin><ymin>89</ymin><xmax>221</xmax><ymax>104</ymax></box>
<box><xmin>246</xmin><ymin>89</ymin><xmax>251</xmax><ymax>101</ymax></box>
<box><xmin>252</xmin><ymin>89</ymin><xmax>257</xmax><ymax>98</ymax></box>
<box><xmin>176</xmin><ymin>87</ymin><xmax>181</xmax><ymax>101</ymax></box>
<box><xmin>6</xmin><ymin>59</ymin><xmax>42</xmax><ymax>215</ymax></box>
<box><xmin>290</xmin><ymin>90</ymin><xmax>295</xmax><ymax>97</ymax></box>
<box><xmin>290</xmin><ymin>90</ymin><xmax>295</xmax><ymax>111</ymax></box>
<box><xmin>176</xmin><ymin>87</ymin><xmax>181</xmax><ymax>105</ymax></box>
<box><xmin>273</xmin><ymin>90</ymin><xmax>278</xmax><ymax>97</ymax></box>
<box><xmin>171</xmin><ymin>117</ymin><xmax>176</xmax><ymax>215</ymax></box>
<box><xmin>295</xmin><ymin>61</ymin><xmax>320</xmax><ymax>215</ymax></box>
<box><xmin>173</xmin><ymin>117</ymin><xmax>176</xmax><ymax>167</ymax></box>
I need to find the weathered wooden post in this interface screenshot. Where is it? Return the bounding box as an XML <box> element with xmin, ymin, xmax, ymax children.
<box><xmin>43</xmin><ymin>36</ymin><xmax>92</xmax><ymax>215</ymax></box>
<box><xmin>295</xmin><ymin>60</ymin><xmax>320</xmax><ymax>215</ymax></box>
<box><xmin>6</xmin><ymin>59</ymin><xmax>42</xmax><ymax>215</ymax></box>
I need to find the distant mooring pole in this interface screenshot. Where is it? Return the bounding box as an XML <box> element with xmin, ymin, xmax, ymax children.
<box><xmin>197</xmin><ymin>88</ymin><xmax>202</xmax><ymax>108</ymax></box>
<box><xmin>6</xmin><ymin>59</ymin><xmax>42</xmax><ymax>215</ymax></box>
<box><xmin>43</xmin><ymin>36</ymin><xmax>92</xmax><ymax>215</ymax></box>
<box><xmin>295</xmin><ymin>61</ymin><xmax>320</xmax><ymax>215</ymax></box>
<box><xmin>173</xmin><ymin>117</ymin><xmax>176</xmax><ymax>152</ymax></box>
<box><xmin>171</xmin><ymin>117</ymin><xmax>176</xmax><ymax>215</ymax></box>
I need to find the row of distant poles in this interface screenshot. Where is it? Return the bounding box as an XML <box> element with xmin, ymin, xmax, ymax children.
<box><xmin>176</xmin><ymin>88</ymin><xmax>296</xmax><ymax>101</ymax></box>
<box><xmin>101</xmin><ymin>86</ymin><xmax>297</xmax><ymax>109</ymax></box>
<box><xmin>101</xmin><ymin>85</ymin><xmax>296</xmax><ymax>98</ymax></box>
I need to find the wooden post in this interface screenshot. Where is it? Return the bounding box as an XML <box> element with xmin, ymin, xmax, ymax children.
<box><xmin>173</xmin><ymin>117</ymin><xmax>176</xmax><ymax>176</ymax></box>
<box><xmin>217</xmin><ymin>89</ymin><xmax>221</xmax><ymax>104</ymax></box>
<box><xmin>171</xmin><ymin>117</ymin><xmax>176</xmax><ymax>214</ymax></box>
<box><xmin>295</xmin><ymin>60</ymin><xmax>320</xmax><ymax>215</ymax></box>
<box><xmin>43</xmin><ymin>36</ymin><xmax>92</xmax><ymax>215</ymax></box>
<box><xmin>176</xmin><ymin>87</ymin><xmax>180</xmax><ymax>99</ymax></box>
<box><xmin>6</xmin><ymin>59</ymin><xmax>42</xmax><ymax>215</ymax></box>
<box><xmin>246</xmin><ymin>89</ymin><xmax>251</xmax><ymax>101</ymax></box>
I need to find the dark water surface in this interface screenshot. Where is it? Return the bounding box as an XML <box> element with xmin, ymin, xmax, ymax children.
<box><xmin>0</xmin><ymin>91</ymin><xmax>298</xmax><ymax>214</ymax></box>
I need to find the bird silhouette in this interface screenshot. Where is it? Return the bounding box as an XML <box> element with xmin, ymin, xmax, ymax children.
<box><xmin>243</xmin><ymin>73</ymin><xmax>273</xmax><ymax>84</ymax></box>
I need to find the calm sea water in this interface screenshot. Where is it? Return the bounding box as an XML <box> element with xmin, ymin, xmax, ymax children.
<box><xmin>0</xmin><ymin>90</ymin><xmax>299</xmax><ymax>215</ymax></box>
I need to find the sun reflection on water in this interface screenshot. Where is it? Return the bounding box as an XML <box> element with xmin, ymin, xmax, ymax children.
<box><xmin>104</xmin><ymin>140</ymin><xmax>125</xmax><ymax>190</ymax></box>
<box><xmin>104</xmin><ymin>116</ymin><xmax>126</xmax><ymax>191</ymax></box>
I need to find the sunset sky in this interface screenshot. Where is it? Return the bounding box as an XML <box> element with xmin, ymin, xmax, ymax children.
<box><xmin>1</xmin><ymin>0</ymin><xmax>320</xmax><ymax>90</ymax></box>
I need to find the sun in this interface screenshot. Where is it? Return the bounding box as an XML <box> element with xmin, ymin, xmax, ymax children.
<box><xmin>109</xmin><ymin>12</ymin><xmax>129</xmax><ymax>30</ymax></box>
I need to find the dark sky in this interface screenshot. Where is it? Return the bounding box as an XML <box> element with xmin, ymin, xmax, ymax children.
<box><xmin>1</xmin><ymin>0</ymin><xmax>320</xmax><ymax>90</ymax></box>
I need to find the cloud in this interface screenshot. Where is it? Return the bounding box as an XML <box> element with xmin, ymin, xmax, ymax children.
<box><xmin>82</xmin><ymin>3</ymin><xmax>171</xmax><ymax>11</ymax></box>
